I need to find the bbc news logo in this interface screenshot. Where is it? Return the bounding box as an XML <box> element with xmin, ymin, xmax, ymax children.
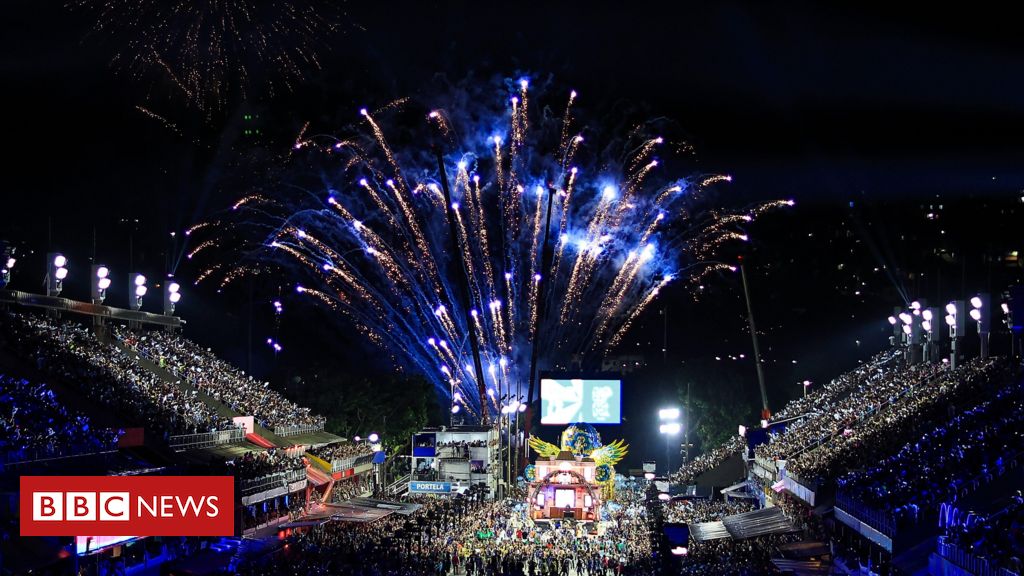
<box><xmin>21</xmin><ymin>476</ymin><xmax>234</xmax><ymax>536</ymax></box>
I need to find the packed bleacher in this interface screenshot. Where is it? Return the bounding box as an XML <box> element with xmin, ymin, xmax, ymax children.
<box><xmin>113</xmin><ymin>326</ymin><xmax>325</xmax><ymax>432</ymax></box>
<box><xmin>307</xmin><ymin>440</ymin><xmax>373</xmax><ymax>464</ymax></box>
<box><xmin>784</xmin><ymin>357</ymin><xmax>1001</xmax><ymax>480</ymax></box>
<box><xmin>664</xmin><ymin>498</ymin><xmax>754</xmax><ymax>524</ymax></box>
<box><xmin>755</xmin><ymin>354</ymin><xmax>942</xmax><ymax>468</ymax></box>
<box><xmin>670</xmin><ymin>436</ymin><xmax>744</xmax><ymax>486</ymax></box>
<box><xmin>225</xmin><ymin>449</ymin><xmax>305</xmax><ymax>481</ymax></box>
<box><xmin>3</xmin><ymin>312</ymin><xmax>237</xmax><ymax>439</ymax></box>
<box><xmin>672</xmin><ymin>350</ymin><xmax>901</xmax><ymax>486</ymax></box>
<box><xmin>836</xmin><ymin>371</ymin><xmax>1024</xmax><ymax>529</ymax></box>
<box><xmin>1</xmin><ymin>374</ymin><xmax>122</xmax><ymax>463</ymax></box>
<box><xmin>940</xmin><ymin>496</ymin><xmax>1024</xmax><ymax>575</ymax></box>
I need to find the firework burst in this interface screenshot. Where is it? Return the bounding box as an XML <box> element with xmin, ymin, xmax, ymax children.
<box><xmin>68</xmin><ymin>0</ymin><xmax>344</xmax><ymax>113</ymax></box>
<box><xmin>189</xmin><ymin>77</ymin><xmax>788</xmax><ymax>421</ymax></box>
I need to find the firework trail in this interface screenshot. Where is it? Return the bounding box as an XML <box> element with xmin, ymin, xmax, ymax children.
<box><xmin>190</xmin><ymin>77</ymin><xmax>788</xmax><ymax>420</ymax></box>
<box><xmin>68</xmin><ymin>0</ymin><xmax>345</xmax><ymax>113</ymax></box>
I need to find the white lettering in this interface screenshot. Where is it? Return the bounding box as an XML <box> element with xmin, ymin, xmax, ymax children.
<box><xmin>205</xmin><ymin>496</ymin><xmax>219</xmax><ymax>517</ymax></box>
<box><xmin>137</xmin><ymin>496</ymin><xmax>158</xmax><ymax>517</ymax></box>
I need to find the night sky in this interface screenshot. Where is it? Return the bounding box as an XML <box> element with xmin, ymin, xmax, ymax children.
<box><xmin>2</xmin><ymin>2</ymin><xmax>1022</xmax><ymax>461</ymax></box>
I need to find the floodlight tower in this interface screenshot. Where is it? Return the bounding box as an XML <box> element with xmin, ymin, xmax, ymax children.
<box><xmin>1</xmin><ymin>253</ymin><xmax>14</xmax><ymax>288</ymax></box>
<box><xmin>91</xmin><ymin>265</ymin><xmax>111</xmax><ymax>304</ymax></box>
<box><xmin>921</xmin><ymin>307</ymin><xmax>942</xmax><ymax>363</ymax></box>
<box><xmin>887</xmin><ymin>307</ymin><xmax>903</xmax><ymax>348</ymax></box>
<box><xmin>945</xmin><ymin>300</ymin><xmax>966</xmax><ymax>369</ymax></box>
<box><xmin>47</xmin><ymin>253</ymin><xmax>68</xmax><ymax>296</ymax></box>
<box><xmin>164</xmin><ymin>280</ymin><xmax>182</xmax><ymax>316</ymax></box>
<box><xmin>970</xmin><ymin>294</ymin><xmax>991</xmax><ymax>360</ymax></box>
<box><xmin>659</xmin><ymin>408</ymin><xmax>681</xmax><ymax>476</ymax></box>
<box><xmin>129</xmin><ymin>273</ymin><xmax>147</xmax><ymax>310</ymax></box>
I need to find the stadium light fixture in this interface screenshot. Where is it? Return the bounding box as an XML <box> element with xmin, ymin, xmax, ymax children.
<box><xmin>659</xmin><ymin>408</ymin><xmax>681</xmax><ymax>421</ymax></box>
<box><xmin>47</xmin><ymin>253</ymin><xmax>68</xmax><ymax>296</ymax></box>
<box><xmin>368</xmin><ymin>433</ymin><xmax>379</xmax><ymax>443</ymax></box>
<box><xmin>922</xmin><ymin>309</ymin><xmax>933</xmax><ymax>322</ymax></box>
<box><xmin>164</xmin><ymin>280</ymin><xmax>182</xmax><ymax>315</ymax></box>
<box><xmin>899</xmin><ymin>312</ymin><xmax>913</xmax><ymax>325</ymax></box>
<box><xmin>969</xmin><ymin>293</ymin><xmax>992</xmax><ymax>358</ymax></box>
<box><xmin>4</xmin><ymin>257</ymin><xmax>14</xmax><ymax>269</ymax></box>
<box><xmin>887</xmin><ymin>316</ymin><xmax>897</xmax><ymax>325</ymax></box>
<box><xmin>910</xmin><ymin>301</ymin><xmax>921</xmax><ymax>310</ymax></box>
<box><xmin>129</xmin><ymin>273</ymin><xmax>147</xmax><ymax>310</ymax></box>
<box><xmin>91</xmin><ymin>265</ymin><xmax>111</xmax><ymax>303</ymax></box>
<box><xmin>946</xmin><ymin>303</ymin><xmax>957</xmax><ymax>315</ymax></box>
<box><xmin>659</xmin><ymin>423</ymin><xmax>681</xmax><ymax>434</ymax></box>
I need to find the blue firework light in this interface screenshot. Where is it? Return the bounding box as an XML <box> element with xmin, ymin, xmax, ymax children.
<box><xmin>191</xmin><ymin>76</ymin><xmax>790</xmax><ymax>421</ymax></box>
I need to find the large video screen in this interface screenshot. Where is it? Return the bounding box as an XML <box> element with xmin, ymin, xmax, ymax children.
<box><xmin>540</xmin><ymin>378</ymin><xmax>621</xmax><ymax>424</ymax></box>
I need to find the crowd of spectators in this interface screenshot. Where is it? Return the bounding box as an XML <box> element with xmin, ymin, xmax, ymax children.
<box><xmin>785</xmin><ymin>358</ymin><xmax>1001</xmax><ymax>480</ymax></box>
<box><xmin>308</xmin><ymin>441</ymin><xmax>374</xmax><ymax>464</ymax></box>
<box><xmin>837</xmin><ymin>373</ymin><xmax>1023</xmax><ymax>528</ymax></box>
<box><xmin>3</xmin><ymin>312</ymin><xmax>236</xmax><ymax>438</ymax></box>
<box><xmin>658</xmin><ymin>497</ymin><xmax>798</xmax><ymax>575</ymax></box>
<box><xmin>756</xmin><ymin>354</ymin><xmax>942</xmax><ymax>468</ymax></box>
<box><xmin>942</xmin><ymin>495</ymin><xmax>1024</xmax><ymax>574</ymax></box>
<box><xmin>663</xmin><ymin>498</ymin><xmax>753</xmax><ymax>525</ymax></box>
<box><xmin>0</xmin><ymin>374</ymin><xmax>122</xmax><ymax>463</ymax></box>
<box><xmin>670</xmin><ymin>436</ymin><xmax>744</xmax><ymax>486</ymax></box>
<box><xmin>113</xmin><ymin>326</ymin><xmax>325</xmax><ymax>431</ymax></box>
<box><xmin>243</xmin><ymin>482</ymin><xmax>657</xmax><ymax>576</ymax></box>
<box><xmin>671</xmin><ymin>350</ymin><xmax>900</xmax><ymax>486</ymax></box>
<box><xmin>438</xmin><ymin>440</ymin><xmax>488</xmax><ymax>448</ymax></box>
<box><xmin>226</xmin><ymin>449</ymin><xmax>305</xmax><ymax>482</ymax></box>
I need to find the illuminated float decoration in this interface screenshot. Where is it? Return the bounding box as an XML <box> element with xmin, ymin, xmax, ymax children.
<box><xmin>526</xmin><ymin>423</ymin><xmax>627</xmax><ymax>521</ymax></box>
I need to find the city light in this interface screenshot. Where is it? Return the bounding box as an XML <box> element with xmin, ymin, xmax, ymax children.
<box><xmin>659</xmin><ymin>422</ymin><xmax>681</xmax><ymax>434</ymax></box>
<box><xmin>368</xmin><ymin>433</ymin><xmax>379</xmax><ymax>443</ymax></box>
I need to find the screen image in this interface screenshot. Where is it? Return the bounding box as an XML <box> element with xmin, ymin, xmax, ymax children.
<box><xmin>555</xmin><ymin>489</ymin><xmax>576</xmax><ymax>509</ymax></box>
<box><xmin>540</xmin><ymin>378</ymin><xmax>621</xmax><ymax>424</ymax></box>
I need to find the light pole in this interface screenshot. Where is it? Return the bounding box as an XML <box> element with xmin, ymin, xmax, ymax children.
<box><xmin>801</xmin><ymin>380</ymin><xmax>811</xmax><ymax>398</ymax></box>
<box><xmin>658</xmin><ymin>408</ymin><xmax>681</xmax><ymax>476</ymax></box>
<box><xmin>945</xmin><ymin>301</ymin><xmax>966</xmax><ymax>369</ymax></box>
<box><xmin>970</xmin><ymin>294</ymin><xmax>990</xmax><ymax>360</ymax></box>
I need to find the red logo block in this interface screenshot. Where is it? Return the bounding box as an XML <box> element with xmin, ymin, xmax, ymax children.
<box><xmin>21</xmin><ymin>476</ymin><xmax>234</xmax><ymax>536</ymax></box>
